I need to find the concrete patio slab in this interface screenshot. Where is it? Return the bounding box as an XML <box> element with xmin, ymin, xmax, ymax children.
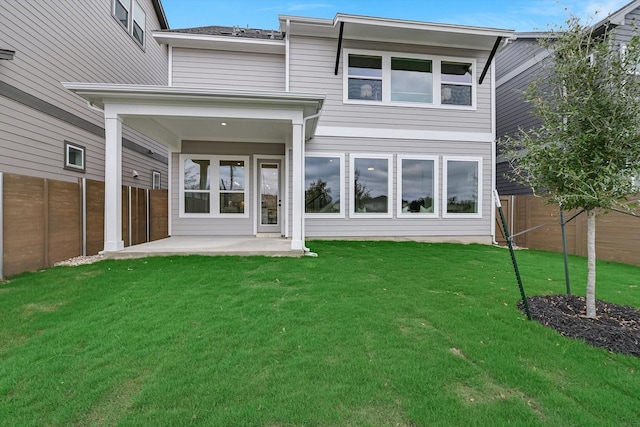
<box><xmin>102</xmin><ymin>236</ymin><xmax>304</xmax><ymax>259</ymax></box>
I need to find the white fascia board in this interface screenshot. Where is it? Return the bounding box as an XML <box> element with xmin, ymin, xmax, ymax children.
<box><xmin>316</xmin><ymin>126</ymin><xmax>495</xmax><ymax>142</ymax></box>
<box><xmin>334</xmin><ymin>13</ymin><xmax>514</xmax><ymax>38</ymax></box>
<box><xmin>496</xmin><ymin>50</ymin><xmax>550</xmax><ymax>87</ymax></box>
<box><xmin>63</xmin><ymin>83</ymin><xmax>324</xmax><ymax>112</ymax></box>
<box><xmin>595</xmin><ymin>0</ymin><xmax>640</xmax><ymax>26</ymax></box>
<box><xmin>152</xmin><ymin>32</ymin><xmax>285</xmax><ymax>54</ymax></box>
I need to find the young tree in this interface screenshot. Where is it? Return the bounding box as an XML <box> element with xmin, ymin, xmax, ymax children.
<box><xmin>501</xmin><ymin>16</ymin><xmax>640</xmax><ymax>318</ymax></box>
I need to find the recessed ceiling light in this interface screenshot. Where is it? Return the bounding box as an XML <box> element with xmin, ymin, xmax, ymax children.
<box><xmin>221</xmin><ymin>122</ymin><xmax>227</xmax><ymax>126</ymax></box>
<box><xmin>367</xmin><ymin>167</ymin><xmax>375</xmax><ymax>171</ymax></box>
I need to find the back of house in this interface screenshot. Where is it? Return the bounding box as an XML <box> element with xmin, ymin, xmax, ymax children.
<box><xmin>140</xmin><ymin>14</ymin><xmax>514</xmax><ymax>247</ymax></box>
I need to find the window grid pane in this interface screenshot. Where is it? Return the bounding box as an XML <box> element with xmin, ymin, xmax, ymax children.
<box><xmin>447</xmin><ymin>160</ymin><xmax>478</xmax><ymax>214</ymax></box>
<box><xmin>353</xmin><ymin>158</ymin><xmax>389</xmax><ymax>214</ymax></box>
<box><xmin>305</xmin><ymin>157</ymin><xmax>341</xmax><ymax>214</ymax></box>
<box><xmin>401</xmin><ymin>159</ymin><xmax>434</xmax><ymax>214</ymax></box>
<box><xmin>184</xmin><ymin>159</ymin><xmax>210</xmax><ymax>190</ymax></box>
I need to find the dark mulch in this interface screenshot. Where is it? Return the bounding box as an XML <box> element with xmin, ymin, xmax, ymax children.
<box><xmin>518</xmin><ymin>295</ymin><xmax>640</xmax><ymax>357</ymax></box>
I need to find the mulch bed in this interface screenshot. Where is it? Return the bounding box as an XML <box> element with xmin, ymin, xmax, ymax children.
<box><xmin>518</xmin><ymin>295</ymin><xmax>640</xmax><ymax>357</ymax></box>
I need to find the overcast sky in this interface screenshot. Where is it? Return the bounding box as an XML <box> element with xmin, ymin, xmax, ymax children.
<box><xmin>161</xmin><ymin>0</ymin><xmax>631</xmax><ymax>32</ymax></box>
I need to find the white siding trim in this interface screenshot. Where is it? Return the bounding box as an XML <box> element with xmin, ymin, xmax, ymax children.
<box><xmin>490</xmin><ymin>60</ymin><xmax>497</xmax><ymax>242</ymax></box>
<box><xmin>396</xmin><ymin>155</ymin><xmax>439</xmax><ymax>219</ymax></box>
<box><xmin>442</xmin><ymin>156</ymin><xmax>483</xmax><ymax>219</ymax></box>
<box><xmin>285</xmin><ymin>19</ymin><xmax>290</xmax><ymax>92</ymax></box>
<box><xmin>168</xmin><ymin>151</ymin><xmax>173</xmax><ymax>235</ymax></box>
<box><xmin>349</xmin><ymin>154</ymin><xmax>393</xmax><ymax>219</ymax></box>
<box><xmin>496</xmin><ymin>50</ymin><xmax>549</xmax><ymax>87</ymax></box>
<box><xmin>316</xmin><ymin>126</ymin><xmax>495</xmax><ymax>142</ymax></box>
<box><xmin>304</xmin><ymin>152</ymin><xmax>346</xmax><ymax>219</ymax></box>
<box><xmin>168</xmin><ymin>45</ymin><xmax>173</xmax><ymax>86</ymax></box>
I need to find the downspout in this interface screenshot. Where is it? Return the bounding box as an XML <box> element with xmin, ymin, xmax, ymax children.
<box><xmin>491</xmin><ymin>59</ymin><xmax>498</xmax><ymax>245</ymax></box>
<box><xmin>301</xmin><ymin>111</ymin><xmax>322</xmax><ymax>257</ymax></box>
<box><xmin>285</xmin><ymin>19</ymin><xmax>290</xmax><ymax>92</ymax></box>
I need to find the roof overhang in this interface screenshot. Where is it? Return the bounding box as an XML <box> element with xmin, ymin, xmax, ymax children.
<box><xmin>153</xmin><ymin>32</ymin><xmax>285</xmax><ymax>54</ymax></box>
<box><xmin>279</xmin><ymin>13</ymin><xmax>515</xmax><ymax>51</ymax></box>
<box><xmin>62</xmin><ymin>83</ymin><xmax>325</xmax><ymax>148</ymax></box>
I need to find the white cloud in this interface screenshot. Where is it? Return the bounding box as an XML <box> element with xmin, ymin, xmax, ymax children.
<box><xmin>259</xmin><ymin>3</ymin><xmax>334</xmax><ymax>13</ymax></box>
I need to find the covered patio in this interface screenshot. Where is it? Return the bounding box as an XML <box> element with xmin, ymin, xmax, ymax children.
<box><xmin>63</xmin><ymin>83</ymin><xmax>324</xmax><ymax>256</ymax></box>
<box><xmin>102</xmin><ymin>235</ymin><xmax>304</xmax><ymax>259</ymax></box>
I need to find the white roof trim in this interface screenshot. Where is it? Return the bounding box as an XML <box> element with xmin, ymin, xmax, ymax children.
<box><xmin>152</xmin><ymin>32</ymin><xmax>285</xmax><ymax>54</ymax></box>
<box><xmin>595</xmin><ymin>0</ymin><xmax>640</xmax><ymax>27</ymax></box>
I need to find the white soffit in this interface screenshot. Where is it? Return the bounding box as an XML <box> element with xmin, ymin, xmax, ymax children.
<box><xmin>152</xmin><ymin>32</ymin><xmax>285</xmax><ymax>54</ymax></box>
<box><xmin>279</xmin><ymin>13</ymin><xmax>514</xmax><ymax>51</ymax></box>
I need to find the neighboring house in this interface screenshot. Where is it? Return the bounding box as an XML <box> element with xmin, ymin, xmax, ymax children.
<box><xmin>495</xmin><ymin>0</ymin><xmax>640</xmax><ymax>195</ymax></box>
<box><xmin>0</xmin><ymin>0</ymin><xmax>170</xmax><ymax>189</ymax></box>
<box><xmin>64</xmin><ymin>13</ymin><xmax>514</xmax><ymax>253</ymax></box>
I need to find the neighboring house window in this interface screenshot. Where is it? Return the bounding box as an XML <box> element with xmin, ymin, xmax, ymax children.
<box><xmin>113</xmin><ymin>0</ymin><xmax>145</xmax><ymax>47</ymax></box>
<box><xmin>443</xmin><ymin>157</ymin><xmax>482</xmax><ymax>217</ymax></box>
<box><xmin>398</xmin><ymin>156</ymin><xmax>438</xmax><ymax>217</ymax></box>
<box><xmin>344</xmin><ymin>49</ymin><xmax>475</xmax><ymax>108</ymax></box>
<box><xmin>180</xmin><ymin>155</ymin><xmax>248</xmax><ymax>217</ymax></box>
<box><xmin>305</xmin><ymin>154</ymin><xmax>345</xmax><ymax>217</ymax></box>
<box><xmin>152</xmin><ymin>170</ymin><xmax>161</xmax><ymax>189</ymax></box>
<box><xmin>64</xmin><ymin>141</ymin><xmax>85</xmax><ymax>172</ymax></box>
<box><xmin>350</xmin><ymin>155</ymin><xmax>392</xmax><ymax>218</ymax></box>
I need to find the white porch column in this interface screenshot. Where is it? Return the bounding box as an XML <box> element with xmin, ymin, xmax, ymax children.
<box><xmin>290</xmin><ymin>123</ymin><xmax>304</xmax><ymax>250</ymax></box>
<box><xmin>103</xmin><ymin>115</ymin><xmax>124</xmax><ymax>252</ymax></box>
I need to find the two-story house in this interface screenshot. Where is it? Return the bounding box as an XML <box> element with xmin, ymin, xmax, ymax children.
<box><xmin>65</xmin><ymin>13</ymin><xmax>514</xmax><ymax>254</ymax></box>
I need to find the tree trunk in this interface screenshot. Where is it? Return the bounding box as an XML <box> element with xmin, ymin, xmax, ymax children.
<box><xmin>586</xmin><ymin>208</ymin><xmax>597</xmax><ymax>318</ymax></box>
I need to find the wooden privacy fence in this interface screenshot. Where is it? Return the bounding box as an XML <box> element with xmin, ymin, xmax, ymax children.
<box><xmin>496</xmin><ymin>194</ymin><xmax>640</xmax><ymax>267</ymax></box>
<box><xmin>1</xmin><ymin>172</ymin><xmax>168</xmax><ymax>277</ymax></box>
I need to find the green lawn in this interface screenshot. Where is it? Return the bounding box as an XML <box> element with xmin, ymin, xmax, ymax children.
<box><xmin>1</xmin><ymin>241</ymin><xmax>639</xmax><ymax>426</ymax></box>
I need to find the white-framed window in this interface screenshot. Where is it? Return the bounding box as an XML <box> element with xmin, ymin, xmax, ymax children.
<box><xmin>305</xmin><ymin>153</ymin><xmax>345</xmax><ymax>217</ymax></box>
<box><xmin>349</xmin><ymin>154</ymin><xmax>393</xmax><ymax>218</ymax></box>
<box><xmin>344</xmin><ymin>49</ymin><xmax>476</xmax><ymax>109</ymax></box>
<box><xmin>443</xmin><ymin>157</ymin><xmax>483</xmax><ymax>218</ymax></box>
<box><xmin>397</xmin><ymin>156</ymin><xmax>438</xmax><ymax>217</ymax></box>
<box><xmin>64</xmin><ymin>141</ymin><xmax>85</xmax><ymax>172</ymax></box>
<box><xmin>179</xmin><ymin>155</ymin><xmax>249</xmax><ymax>217</ymax></box>
<box><xmin>152</xmin><ymin>170</ymin><xmax>161</xmax><ymax>189</ymax></box>
<box><xmin>113</xmin><ymin>0</ymin><xmax>145</xmax><ymax>47</ymax></box>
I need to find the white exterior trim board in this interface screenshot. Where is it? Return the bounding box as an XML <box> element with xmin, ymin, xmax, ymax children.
<box><xmin>316</xmin><ymin>126</ymin><xmax>495</xmax><ymax>142</ymax></box>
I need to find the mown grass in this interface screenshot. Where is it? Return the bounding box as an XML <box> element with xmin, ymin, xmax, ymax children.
<box><xmin>1</xmin><ymin>241</ymin><xmax>639</xmax><ymax>426</ymax></box>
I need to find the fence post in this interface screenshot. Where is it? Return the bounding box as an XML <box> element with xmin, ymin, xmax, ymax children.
<box><xmin>0</xmin><ymin>172</ymin><xmax>3</xmax><ymax>279</ymax></box>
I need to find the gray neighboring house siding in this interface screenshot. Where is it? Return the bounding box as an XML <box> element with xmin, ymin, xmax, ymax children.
<box><xmin>495</xmin><ymin>36</ymin><xmax>546</xmax><ymax>196</ymax></box>
<box><xmin>495</xmin><ymin>1</ymin><xmax>640</xmax><ymax>196</ymax></box>
<box><xmin>0</xmin><ymin>0</ymin><xmax>169</xmax><ymax>188</ymax></box>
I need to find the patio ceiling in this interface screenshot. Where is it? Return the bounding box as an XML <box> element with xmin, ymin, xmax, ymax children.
<box><xmin>63</xmin><ymin>83</ymin><xmax>325</xmax><ymax>151</ymax></box>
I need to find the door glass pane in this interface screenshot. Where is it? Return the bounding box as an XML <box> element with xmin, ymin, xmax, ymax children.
<box><xmin>261</xmin><ymin>164</ymin><xmax>279</xmax><ymax>225</ymax></box>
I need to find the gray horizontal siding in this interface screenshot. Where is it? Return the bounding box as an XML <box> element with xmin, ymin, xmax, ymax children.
<box><xmin>496</xmin><ymin>161</ymin><xmax>532</xmax><ymax>195</ymax></box>
<box><xmin>496</xmin><ymin>65</ymin><xmax>542</xmax><ymax>139</ymax></box>
<box><xmin>495</xmin><ymin>38</ymin><xmax>546</xmax><ymax>80</ymax></box>
<box><xmin>172</xmin><ymin>47</ymin><xmax>285</xmax><ymax>91</ymax></box>
<box><xmin>289</xmin><ymin>36</ymin><xmax>493</xmax><ymax>133</ymax></box>
<box><xmin>615</xmin><ymin>8</ymin><xmax>640</xmax><ymax>45</ymax></box>
<box><xmin>1</xmin><ymin>96</ymin><xmax>167</xmax><ymax>187</ymax></box>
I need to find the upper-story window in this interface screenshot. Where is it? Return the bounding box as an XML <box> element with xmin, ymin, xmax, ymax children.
<box><xmin>113</xmin><ymin>0</ymin><xmax>146</xmax><ymax>47</ymax></box>
<box><xmin>344</xmin><ymin>49</ymin><xmax>475</xmax><ymax>109</ymax></box>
